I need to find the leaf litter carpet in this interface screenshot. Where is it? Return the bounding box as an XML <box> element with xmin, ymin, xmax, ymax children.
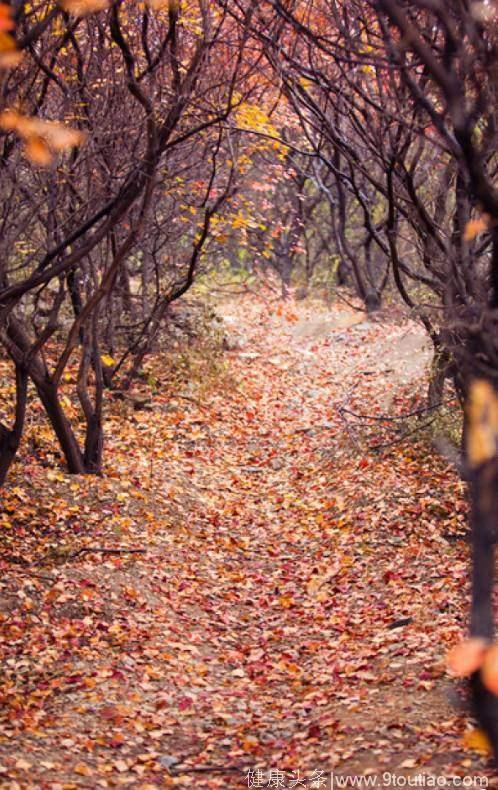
<box><xmin>0</xmin><ymin>299</ymin><xmax>488</xmax><ymax>787</ymax></box>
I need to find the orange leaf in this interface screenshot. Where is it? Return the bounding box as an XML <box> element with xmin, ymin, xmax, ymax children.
<box><xmin>446</xmin><ymin>638</ymin><xmax>489</xmax><ymax>677</ymax></box>
<box><xmin>59</xmin><ymin>0</ymin><xmax>109</xmax><ymax>14</ymax></box>
<box><xmin>0</xmin><ymin>5</ymin><xmax>15</xmax><ymax>32</ymax></box>
<box><xmin>464</xmin><ymin>216</ymin><xmax>490</xmax><ymax>241</ymax></box>
<box><xmin>0</xmin><ymin>31</ymin><xmax>20</xmax><ymax>69</ymax></box>
<box><xmin>241</xmin><ymin>735</ymin><xmax>259</xmax><ymax>753</ymax></box>
<box><xmin>74</xmin><ymin>763</ymin><xmax>93</xmax><ymax>776</ymax></box>
<box><xmin>25</xmin><ymin>136</ymin><xmax>52</xmax><ymax>166</ymax></box>
<box><xmin>1</xmin><ymin>111</ymin><xmax>86</xmax><ymax>146</ymax></box>
<box><xmin>0</xmin><ymin>111</ymin><xmax>86</xmax><ymax>166</ymax></box>
<box><xmin>0</xmin><ymin>48</ymin><xmax>21</xmax><ymax>68</ymax></box>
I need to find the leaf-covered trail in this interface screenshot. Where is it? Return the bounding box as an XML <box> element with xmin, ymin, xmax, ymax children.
<box><xmin>0</xmin><ymin>299</ymin><xmax>485</xmax><ymax>787</ymax></box>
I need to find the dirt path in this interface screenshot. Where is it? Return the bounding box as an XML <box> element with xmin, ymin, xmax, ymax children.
<box><xmin>0</xmin><ymin>299</ymin><xmax>486</xmax><ymax>788</ymax></box>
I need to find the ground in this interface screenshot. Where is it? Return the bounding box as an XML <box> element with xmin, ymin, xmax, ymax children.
<box><xmin>0</xmin><ymin>297</ymin><xmax>490</xmax><ymax>788</ymax></box>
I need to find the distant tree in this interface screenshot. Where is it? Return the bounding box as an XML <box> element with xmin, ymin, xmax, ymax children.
<box><xmin>235</xmin><ymin>0</ymin><xmax>498</xmax><ymax>757</ymax></box>
<box><xmin>0</xmin><ymin>0</ymin><xmax>256</xmax><ymax>483</ymax></box>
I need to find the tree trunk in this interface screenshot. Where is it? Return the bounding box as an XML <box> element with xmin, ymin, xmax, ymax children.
<box><xmin>0</xmin><ymin>365</ymin><xmax>28</xmax><ymax>487</ymax></box>
<box><xmin>427</xmin><ymin>348</ymin><xmax>449</xmax><ymax>409</ymax></box>
<box><xmin>37</xmin><ymin>382</ymin><xmax>85</xmax><ymax>474</ymax></box>
<box><xmin>466</xmin><ymin>381</ymin><xmax>498</xmax><ymax>761</ymax></box>
<box><xmin>83</xmin><ymin>412</ymin><xmax>103</xmax><ymax>474</ymax></box>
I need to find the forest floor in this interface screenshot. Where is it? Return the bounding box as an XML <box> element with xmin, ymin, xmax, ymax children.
<box><xmin>0</xmin><ymin>295</ymin><xmax>491</xmax><ymax>788</ymax></box>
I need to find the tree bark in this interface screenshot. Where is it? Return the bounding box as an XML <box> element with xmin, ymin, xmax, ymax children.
<box><xmin>36</xmin><ymin>381</ymin><xmax>85</xmax><ymax>474</ymax></box>
<box><xmin>0</xmin><ymin>365</ymin><xmax>28</xmax><ymax>487</ymax></box>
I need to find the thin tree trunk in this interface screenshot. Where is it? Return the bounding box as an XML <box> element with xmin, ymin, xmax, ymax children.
<box><xmin>0</xmin><ymin>365</ymin><xmax>28</xmax><ymax>487</ymax></box>
<box><xmin>466</xmin><ymin>380</ymin><xmax>498</xmax><ymax>760</ymax></box>
<box><xmin>37</xmin><ymin>381</ymin><xmax>85</xmax><ymax>474</ymax></box>
<box><xmin>427</xmin><ymin>347</ymin><xmax>449</xmax><ymax>409</ymax></box>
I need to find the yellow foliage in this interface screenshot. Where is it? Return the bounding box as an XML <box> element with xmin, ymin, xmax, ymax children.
<box><xmin>466</xmin><ymin>379</ymin><xmax>498</xmax><ymax>467</ymax></box>
<box><xmin>234</xmin><ymin>99</ymin><xmax>284</xmax><ymax>154</ymax></box>
<box><xmin>463</xmin><ymin>728</ymin><xmax>492</xmax><ymax>755</ymax></box>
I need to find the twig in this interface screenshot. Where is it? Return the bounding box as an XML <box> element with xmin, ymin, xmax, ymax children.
<box><xmin>0</xmin><ymin>554</ymin><xmax>30</xmax><ymax>566</ymax></box>
<box><xmin>369</xmin><ymin>415</ymin><xmax>438</xmax><ymax>450</ymax></box>
<box><xmin>338</xmin><ymin>397</ymin><xmax>457</xmax><ymax>423</ymax></box>
<box><xmin>329</xmin><ymin>287</ymin><xmax>367</xmax><ymax>313</ymax></box>
<box><xmin>175</xmin><ymin>394</ymin><xmax>207</xmax><ymax>409</ymax></box>
<box><xmin>4</xmin><ymin>568</ymin><xmax>55</xmax><ymax>582</ymax></box>
<box><xmin>173</xmin><ymin>764</ymin><xmax>249</xmax><ymax>775</ymax></box>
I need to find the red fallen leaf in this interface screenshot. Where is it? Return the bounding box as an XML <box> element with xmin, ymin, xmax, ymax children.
<box><xmin>66</xmin><ymin>674</ymin><xmax>83</xmax><ymax>684</ymax></box>
<box><xmin>108</xmin><ymin>733</ymin><xmax>126</xmax><ymax>748</ymax></box>
<box><xmin>307</xmin><ymin>723</ymin><xmax>321</xmax><ymax>739</ymax></box>
<box><xmin>100</xmin><ymin>705</ymin><xmax>121</xmax><ymax>720</ymax></box>
<box><xmin>0</xmin><ymin>298</ymin><xmax>477</xmax><ymax>776</ymax></box>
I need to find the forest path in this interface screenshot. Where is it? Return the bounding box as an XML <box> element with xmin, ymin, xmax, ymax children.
<box><xmin>0</xmin><ymin>298</ymin><xmax>484</xmax><ymax>787</ymax></box>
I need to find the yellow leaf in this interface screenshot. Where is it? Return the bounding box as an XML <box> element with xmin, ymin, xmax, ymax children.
<box><xmin>74</xmin><ymin>763</ymin><xmax>93</xmax><ymax>776</ymax></box>
<box><xmin>463</xmin><ymin>728</ymin><xmax>492</xmax><ymax>755</ymax></box>
<box><xmin>306</xmin><ymin>564</ymin><xmax>340</xmax><ymax>596</ymax></box>
<box><xmin>101</xmin><ymin>354</ymin><xmax>116</xmax><ymax>366</ymax></box>
<box><xmin>399</xmin><ymin>758</ymin><xmax>417</xmax><ymax>769</ymax></box>
<box><xmin>276</xmin><ymin>660</ymin><xmax>302</xmax><ymax>676</ymax></box>
<box><xmin>47</xmin><ymin>470</ymin><xmax>65</xmax><ymax>482</ymax></box>
<box><xmin>466</xmin><ymin>380</ymin><xmax>498</xmax><ymax>467</ymax></box>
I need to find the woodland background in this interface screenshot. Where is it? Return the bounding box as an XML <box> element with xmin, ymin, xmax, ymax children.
<box><xmin>2</xmin><ymin>0</ymin><xmax>498</xmax><ymax>786</ymax></box>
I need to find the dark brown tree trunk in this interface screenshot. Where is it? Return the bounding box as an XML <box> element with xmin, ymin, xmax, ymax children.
<box><xmin>83</xmin><ymin>412</ymin><xmax>103</xmax><ymax>474</ymax></box>
<box><xmin>76</xmin><ymin>315</ymin><xmax>105</xmax><ymax>475</ymax></box>
<box><xmin>468</xmin><ymin>457</ymin><xmax>498</xmax><ymax>760</ymax></box>
<box><xmin>0</xmin><ymin>365</ymin><xmax>28</xmax><ymax>487</ymax></box>
<box><xmin>427</xmin><ymin>348</ymin><xmax>449</xmax><ymax>409</ymax></box>
<box><xmin>36</xmin><ymin>381</ymin><xmax>85</xmax><ymax>474</ymax></box>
